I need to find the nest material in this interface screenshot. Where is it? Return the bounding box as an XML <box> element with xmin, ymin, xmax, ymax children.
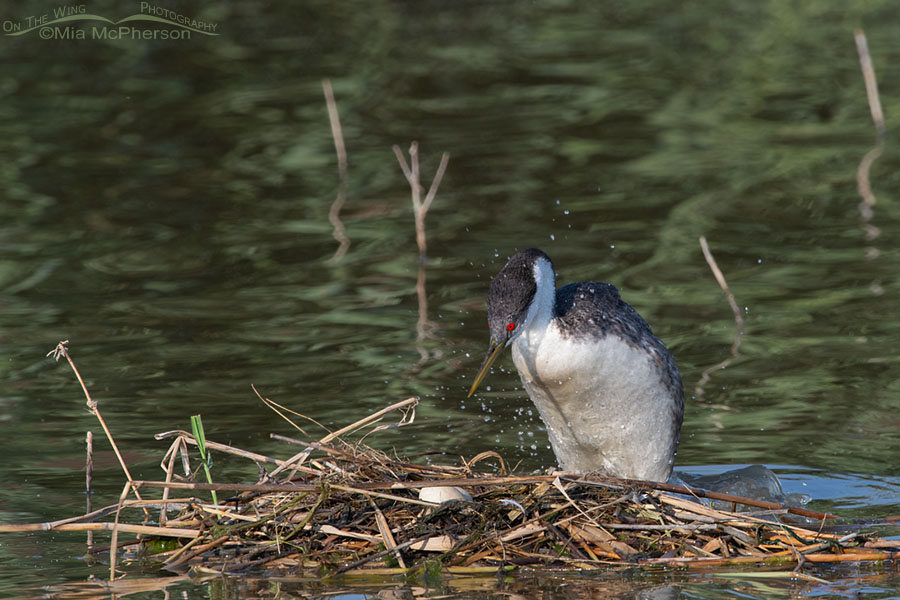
<box><xmin>144</xmin><ymin>454</ymin><xmax>898</xmax><ymax>577</ymax></box>
<box><xmin>4</xmin><ymin>397</ymin><xmax>900</xmax><ymax>579</ymax></box>
<box><xmin>134</xmin><ymin>397</ymin><xmax>898</xmax><ymax>577</ymax></box>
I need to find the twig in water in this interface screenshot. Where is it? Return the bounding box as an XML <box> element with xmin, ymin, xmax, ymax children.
<box><xmin>694</xmin><ymin>239</ymin><xmax>745</xmax><ymax>399</ymax></box>
<box><xmin>323</xmin><ymin>78</ymin><xmax>351</xmax><ymax>263</ymax></box>
<box><xmin>393</xmin><ymin>143</ymin><xmax>450</xmax><ymax>362</ymax></box>
<box><xmin>854</xmin><ymin>30</ymin><xmax>885</xmax><ymax>250</ymax></box>
<box><xmin>393</xmin><ymin>142</ymin><xmax>450</xmax><ymax>259</ymax></box>
<box><xmin>855</xmin><ymin>30</ymin><xmax>885</xmax><ymax>139</ymax></box>
<box><xmin>47</xmin><ymin>341</ymin><xmax>146</xmax><ymax>510</ymax></box>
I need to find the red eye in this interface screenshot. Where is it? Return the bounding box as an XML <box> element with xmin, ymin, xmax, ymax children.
<box><xmin>506</xmin><ymin>322</ymin><xmax>516</xmax><ymax>332</ymax></box>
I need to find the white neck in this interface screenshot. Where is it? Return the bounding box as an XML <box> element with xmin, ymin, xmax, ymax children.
<box><xmin>515</xmin><ymin>256</ymin><xmax>556</xmax><ymax>345</ymax></box>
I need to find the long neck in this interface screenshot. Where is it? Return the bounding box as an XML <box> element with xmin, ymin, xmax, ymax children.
<box><xmin>518</xmin><ymin>256</ymin><xmax>556</xmax><ymax>341</ymax></box>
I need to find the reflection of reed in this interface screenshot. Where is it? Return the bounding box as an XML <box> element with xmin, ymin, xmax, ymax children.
<box><xmin>854</xmin><ymin>30</ymin><xmax>885</xmax><ymax>257</ymax></box>
<box><xmin>694</xmin><ymin>237</ymin><xmax>744</xmax><ymax>400</ymax></box>
<box><xmin>322</xmin><ymin>79</ymin><xmax>351</xmax><ymax>264</ymax></box>
<box><xmin>393</xmin><ymin>143</ymin><xmax>450</xmax><ymax>363</ymax></box>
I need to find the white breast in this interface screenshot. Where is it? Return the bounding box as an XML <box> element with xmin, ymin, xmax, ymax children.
<box><xmin>511</xmin><ymin>314</ymin><xmax>678</xmax><ymax>482</ymax></box>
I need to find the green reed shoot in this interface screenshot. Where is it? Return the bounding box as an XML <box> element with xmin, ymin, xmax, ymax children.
<box><xmin>190</xmin><ymin>414</ymin><xmax>218</xmax><ymax>505</ymax></box>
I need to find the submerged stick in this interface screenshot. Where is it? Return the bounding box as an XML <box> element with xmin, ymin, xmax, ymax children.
<box><xmin>323</xmin><ymin>78</ymin><xmax>351</xmax><ymax>263</ymax></box>
<box><xmin>85</xmin><ymin>431</ymin><xmax>93</xmax><ymax>549</ymax></box>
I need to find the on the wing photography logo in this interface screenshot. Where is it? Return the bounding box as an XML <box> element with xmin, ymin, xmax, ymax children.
<box><xmin>3</xmin><ymin>3</ymin><xmax>218</xmax><ymax>40</ymax></box>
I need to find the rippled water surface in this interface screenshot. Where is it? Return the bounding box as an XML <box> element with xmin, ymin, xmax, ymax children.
<box><xmin>3</xmin><ymin>1</ymin><xmax>900</xmax><ymax>597</ymax></box>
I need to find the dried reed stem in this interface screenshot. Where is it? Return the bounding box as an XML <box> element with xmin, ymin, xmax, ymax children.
<box><xmin>0</xmin><ymin>521</ymin><xmax>200</xmax><ymax>537</ymax></box>
<box><xmin>0</xmin><ymin>497</ymin><xmax>196</xmax><ymax>533</ymax></box>
<box><xmin>855</xmin><ymin>30</ymin><xmax>885</xmax><ymax>137</ymax></box>
<box><xmin>129</xmin><ymin>470</ymin><xmax>835</xmax><ymax>522</ymax></box>
<box><xmin>110</xmin><ymin>480</ymin><xmax>131</xmax><ymax>580</ymax></box>
<box><xmin>371</xmin><ymin>498</ymin><xmax>407</xmax><ymax>568</ymax></box>
<box><xmin>392</xmin><ymin>143</ymin><xmax>450</xmax><ymax>361</ymax></box>
<box><xmin>323</xmin><ymin>78</ymin><xmax>351</xmax><ymax>263</ymax></box>
<box><xmin>268</xmin><ymin>396</ymin><xmax>418</xmax><ymax>477</ymax></box>
<box><xmin>47</xmin><ymin>342</ymin><xmax>145</xmax><ymax>509</ymax></box>
<box><xmin>552</xmin><ymin>476</ymin><xmax>604</xmax><ymax>530</ymax></box>
<box><xmin>155</xmin><ymin>429</ymin><xmax>289</xmax><ymax>469</ymax></box>
<box><xmin>854</xmin><ymin>30</ymin><xmax>885</xmax><ymax>247</ymax></box>
<box><xmin>392</xmin><ymin>142</ymin><xmax>450</xmax><ymax>258</ymax></box>
<box><xmin>695</xmin><ymin>238</ymin><xmax>745</xmax><ymax>398</ymax></box>
<box><xmin>253</xmin><ymin>384</ymin><xmax>319</xmax><ymax>438</ymax></box>
<box><xmin>158</xmin><ymin>436</ymin><xmax>184</xmax><ymax>527</ymax></box>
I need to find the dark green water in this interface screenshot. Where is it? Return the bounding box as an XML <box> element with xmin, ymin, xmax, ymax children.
<box><xmin>2</xmin><ymin>1</ymin><xmax>900</xmax><ymax>597</ymax></box>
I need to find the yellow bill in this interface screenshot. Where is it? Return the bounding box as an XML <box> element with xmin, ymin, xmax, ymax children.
<box><xmin>467</xmin><ymin>339</ymin><xmax>508</xmax><ymax>398</ymax></box>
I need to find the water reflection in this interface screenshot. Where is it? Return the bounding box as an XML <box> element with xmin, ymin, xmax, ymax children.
<box><xmin>19</xmin><ymin>566</ymin><xmax>900</xmax><ymax>600</ymax></box>
<box><xmin>2</xmin><ymin>0</ymin><xmax>900</xmax><ymax>596</ymax></box>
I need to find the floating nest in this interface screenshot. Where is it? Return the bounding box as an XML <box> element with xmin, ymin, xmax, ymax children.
<box><xmin>4</xmin><ymin>395</ymin><xmax>900</xmax><ymax>582</ymax></box>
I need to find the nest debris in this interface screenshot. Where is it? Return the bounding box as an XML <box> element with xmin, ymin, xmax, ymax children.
<box><xmin>3</xmin><ymin>396</ymin><xmax>899</xmax><ymax>581</ymax></box>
